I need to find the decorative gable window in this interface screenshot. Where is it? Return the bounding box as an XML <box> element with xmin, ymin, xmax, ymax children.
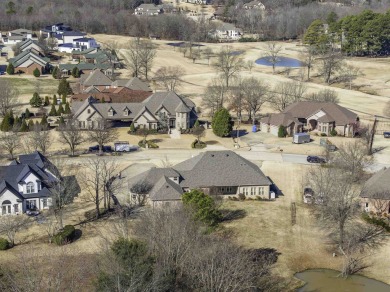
<box><xmin>26</xmin><ymin>182</ymin><xmax>35</xmax><ymax>194</ymax></box>
<box><xmin>108</xmin><ymin>108</ymin><xmax>114</xmax><ymax>117</ymax></box>
<box><xmin>123</xmin><ymin>108</ymin><xmax>130</xmax><ymax>116</ymax></box>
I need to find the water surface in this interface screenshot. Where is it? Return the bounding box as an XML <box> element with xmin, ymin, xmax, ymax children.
<box><xmin>255</xmin><ymin>56</ymin><xmax>304</xmax><ymax>67</ymax></box>
<box><xmin>295</xmin><ymin>269</ymin><xmax>390</xmax><ymax>292</ymax></box>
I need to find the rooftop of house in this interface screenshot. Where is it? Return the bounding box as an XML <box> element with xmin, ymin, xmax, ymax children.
<box><xmin>112</xmin><ymin>77</ymin><xmax>152</xmax><ymax>92</ymax></box>
<box><xmin>80</xmin><ymin>69</ymin><xmax>113</xmax><ymax>86</ymax></box>
<box><xmin>361</xmin><ymin>168</ymin><xmax>390</xmax><ymax>200</ymax></box>
<box><xmin>136</xmin><ymin>3</ymin><xmax>163</xmax><ymax>10</ymax></box>
<box><xmin>9</xmin><ymin>49</ymin><xmax>49</xmax><ymax>68</ymax></box>
<box><xmin>260</xmin><ymin>112</ymin><xmax>302</xmax><ymax>127</ymax></box>
<box><xmin>60</xmin><ymin>63</ymin><xmax>111</xmax><ymax>71</ymax></box>
<box><xmin>73</xmin><ymin>37</ymin><xmax>95</xmax><ymax>42</ymax></box>
<box><xmin>61</xmin><ymin>31</ymin><xmax>86</xmax><ymax>37</ymax></box>
<box><xmin>127</xmin><ymin>150</ymin><xmax>271</xmax><ymax>201</ymax></box>
<box><xmin>72</xmin><ymin>88</ymin><xmax>152</xmax><ymax>103</ymax></box>
<box><xmin>283</xmin><ymin>101</ymin><xmax>358</xmax><ymax>125</ymax></box>
<box><xmin>18</xmin><ymin>39</ymin><xmax>45</xmax><ymax>52</ymax></box>
<box><xmin>9</xmin><ymin>28</ymin><xmax>33</xmax><ymax>35</ymax></box>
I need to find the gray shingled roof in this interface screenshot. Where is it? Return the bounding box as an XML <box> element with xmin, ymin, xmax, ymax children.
<box><xmin>260</xmin><ymin>112</ymin><xmax>301</xmax><ymax>127</ymax></box>
<box><xmin>18</xmin><ymin>39</ymin><xmax>45</xmax><ymax>52</ymax></box>
<box><xmin>283</xmin><ymin>101</ymin><xmax>357</xmax><ymax>125</ymax></box>
<box><xmin>80</xmin><ymin>69</ymin><xmax>113</xmax><ymax>86</ymax></box>
<box><xmin>60</xmin><ymin>63</ymin><xmax>110</xmax><ymax>71</ymax></box>
<box><xmin>361</xmin><ymin>168</ymin><xmax>390</xmax><ymax>200</ymax></box>
<box><xmin>112</xmin><ymin>77</ymin><xmax>151</xmax><ymax>92</ymax></box>
<box><xmin>10</xmin><ymin>50</ymin><xmax>49</xmax><ymax>68</ymax></box>
<box><xmin>174</xmin><ymin>151</ymin><xmax>271</xmax><ymax>188</ymax></box>
<box><xmin>127</xmin><ymin>151</ymin><xmax>271</xmax><ymax>201</ymax></box>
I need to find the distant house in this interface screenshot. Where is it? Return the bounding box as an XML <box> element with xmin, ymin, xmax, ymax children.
<box><xmin>243</xmin><ymin>0</ymin><xmax>265</xmax><ymax>10</ymax></box>
<box><xmin>361</xmin><ymin>168</ymin><xmax>390</xmax><ymax>215</ymax></box>
<box><xmin>0</xmin><ymin>152</ymin><xmax>79</xmax><ymax>215</ymax></box>
<box><xmin>260</xmin><ymin>101</ymin><xmax>359</xmax><ymax>137</ymax></box>
<box><xmin>59</xmin><ymin>63</ymin><xmax>111</xmax><ymax>76</ymax></box>
<box><xmin>78</xmin><ymin>69</ymin><xmax>151</xmax><ymax>92</ymax></box>
<box><xmin>9</xmin><ymin>50</ymin><xmax>50</xmax><ymax>75</ymax></box>
<box><xmin>71</xmin><ymin>91</ymin><xmax>196</xmax><ymax>130</ymax></box>
<box><xmin>58</xmin><ymin>37</ymin><xmax>100</xmax><ymax>53</ymax></box>
<box><xmin>134</xmin><ymin>4</ymin><xmax>163</xmax><ymax>16</ymax></box>
<box><xmin>1</xmin><ymin>29</ymin><xmax>33</xmax><ymax>45</ymax></box>
<box><xmin>40</xmin><ymin>23</ymin><xmax>72</xmax><ymax>38</ymax></box>
<box><xmin>127</xmin><ymin>150</ymin><xmax>272</xmax><ymax>207</ymax></box>
<box><xmin>71</xmin><ymin>47</ymin><xmax>99</xmax><ymax>60</ymax></box>
<box><xmin>209</xmin><ymin>23</ymin><xmax>242</xmax><ymax>40</ymax></box>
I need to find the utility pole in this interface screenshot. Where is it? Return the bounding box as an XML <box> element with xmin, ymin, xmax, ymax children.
<box><xmin>368</xmin><ymin>116</ymin><xmax>378</xmax><ymax>155</ymax></box>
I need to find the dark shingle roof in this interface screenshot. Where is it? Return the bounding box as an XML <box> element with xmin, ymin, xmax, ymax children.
<box><xmin>80</xmin><ymin>69</ymin><xmax>113</xmax><ymax>86</ymax></box>
<box><xmin>260</xmin><ymin>112</ymin><xmax>302</xmax><ymax>127</ymax></box>
<box><xmin>361</xmin><ymin>168</ymin><xmax>390</xmax><ymax>199</ymax></box>
<box><xmin>111</xmin><ymin>77</ymin><xmax>152</xmax><ymax>92</ymax></box>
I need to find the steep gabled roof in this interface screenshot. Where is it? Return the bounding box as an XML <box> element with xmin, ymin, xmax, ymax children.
<box><xmin>18</xmin><ymin>39</ymin><xmax>45</xmax><ymax>52</ymax></box>
<box><xmin>260</xmin><ymin>112</ymin><xmax>301</xmax><ymax>127</ymax></box>
<box><xmin>149</xmin><ymin>176</ymin><xmax>183</xmax><ymax>201</ymax></box>
<box><xmin>10</xmin><ymin>49</ymin><xmax>49</xmax><ymax>68</ymax></box>
<box><xmin>141</xmin><ymin>92</ymin><xmax>194</xmax><ymax>116</ymax></box>
<box><xmin>80</xmin><ymin>69</ymin><xmax>113</xmax><ymax>86</ymax></box>
<box><xmin>112</xmin><ymin>77</ymin><xmax>152</xmax><ymax>92</ymax></box>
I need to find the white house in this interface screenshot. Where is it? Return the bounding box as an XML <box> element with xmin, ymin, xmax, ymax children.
<box><xmin>243</xmin><ymin>0</ymin><xmax>265</xmax><ymax>10</ymax></box>
<box><xmin>58</xmin><ymin>37</ymin><xmax>99</xmax><ymax>53</ymax></box>
<box><xmin>1</xmin><ymin>29</ymin><xmax>33</xmax><ymax>45</ymax></box>
<box><xmin>0</xmin><ymin>152</ymin><xmax>79</xmax><ymax>215</ymax></box>
<box><xmin>209</xmin><ymin>23</ymin><xmax>242</xmax><ymax>40</ymax></box>
<box><xmin>134</xmin><ymin>4</ymin><xmax>163</xmax><ymax>16</ymax></box>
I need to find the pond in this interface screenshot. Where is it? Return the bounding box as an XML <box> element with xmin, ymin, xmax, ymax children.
<box><xmin>166</xmin><ymin>42</ymin><xmax>204</xmax><ymax>48</ymax></box>
<box><xmin>255</xmin><ymin>56</ymin><xmax>304</xmax><ymax>67</ymax></box>
<box><xmin>295</xmin><ymin>269</ymin><xmax>390</xmax><ymax>292</ymax></box>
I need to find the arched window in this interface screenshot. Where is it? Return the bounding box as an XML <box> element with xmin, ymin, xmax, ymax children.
<box><xmin>26</xmin><ymin>182</ymin><xmax>35</xmax><ymax>194</ymax></box>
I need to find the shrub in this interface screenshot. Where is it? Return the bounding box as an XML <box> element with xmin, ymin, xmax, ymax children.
<box><xmin>129</xmin><ymin>122</ymin><xmax>136</xmax><ymax>133</ymax></box>
<box><xmin>6</xmin><ymin>63</ymin><xmax>14</xmax><ymax>75</ymax></box>
<box><xmin>44</xmin><ymin>96</ymin><xmax>50</xmax><ymax>106</ymax></box>
<box><xmin>33</xmin><ymin>68</ymin><xmax>41</xmax><ymax>77</ymax></box>
<box><xmin>212</xmin><ymin>108</ymin><xmax>232</xmax><ymax>137</ymax></box>
<box><xmin>330</xmin><ymin>128</ymin><xmax>337</xmax><ymax>136</ymax></box>
<box><xmin>30</xmin><ymin>92</ymin><xmax>42</xmax><ymax>107</ymax></box>
<box><xmin>138</xmin><ymin>140</ymin><xmax>159</xmax><ymax>148</ymax></box>
<box><xmin>321</xmin><ymin>133</ymin><xmax>327</xmax><ymax>137</ymax></box>
<box><xmin>362</xmin><ymin>213</ymin><xmax>390</xmax><ymax>232</ymax></box>
<box><xmin>191</xmin><ymin>139</ymin><xmax>206</xmax><ymax>149</ymax></box>
<box><xmin>0</xmin><ymin>237</ymin><xmax>10</xmax><ymax>250</ymax></box>
<box><xmin>278</xmin><ymin>125</ymin><xmax>286</xmax><ymax>138</ymax></box>
<box><xmin>238</xmin><ymin>193</ymin><xmax>246</xmax><ymax>201</ymax></box>
<box><xmin>53</xmin><ymin>225</ymin><xmax>76</xmax><ymax>245</ymax></box>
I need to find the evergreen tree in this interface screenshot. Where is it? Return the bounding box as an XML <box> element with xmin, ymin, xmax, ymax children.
<box><xmin>14</xmin><ymin>116</ymin><xmax>20</xmax><ymax>128</ymax></box>
<box><xmin>28</xmin><ymin>119</ymin><xmax>34</xmax><ymax>130</ymax></box>
<box><xmin>25</xmin><ymin>108</ymin><xmax>31</xmax><ymax>118</ymax></box>
<box><xmin>57</xmin><ymin>104</ymin><xmax>64</xmax><ymax>115</ymax></box>
<box><xmin>303</xmin><ymin>19</ymin><xmax>328</xmax><ymax>47</ymax></box>
<box><xmin>49</xmin><ymin>104</ymin><xmax>57</xmax><ymax>116</ymax></box>
<box><xmin>1</xmin><ymin>112</ymin><xmax>12</xmax><ymax>131</ymax></box>
<box><xmin>129</xmin><ymin>122</ymin><xmax>135</xmax><ymax>133</ymax></box>
<box><xmin>30</xmin><ymin>92</ymin><xmax>43</xmax><ymax>107</ymax></box>
<box><xmin>212</xmin><ymin>108</ymin><xmax>232</xmax><ymax>137</ymax></box>
<box><xmin>20</xmin><ymin>119</ymin><xmax>29</xmax><ymax>132</ymax></box>
<box><xmin>44</xmin><ymin>96</ymin><xmax>50</xmax><ymax>106</ymax></box>
<box><xmin>193</xmin><ymin>119</ymin><xmax>200</xmax><ymax>128</ymax></box>
<box><xmin>57</xmin><ymin>78</ymin><xmax>72</xmax><ymax>96</ymax></box>
<box><xmin>33</xmin><ymin>68</ymin><xmax>41</xmax><ymax>77</ymax></box>
<box><xmin>61</xmin><ymin>95</ymin><xmax>66</xmax><ymax>104</ymax></box>
<box><xmin>40</xmin><ymin>115</ymin><xmax>48</xmax><ymax>126</ymax></box>
<box><xmin>71</xmin><ymin>67</ymin><xmax>80</xmax><ymax>78</ymax></box>
<box><xmin>59</xmin><ymin>116</ymin><xmax>65</xmax><ymax>125</ymax></box>
<box><xmin>53</xmin><ymin>95</ymin><xmax>58</xmax><ymax>105</ymax></box>
<box><xmin>52</xmin><ymin>66</ymin><xmax>58</xmax><ymax>79</ymax></box>
<box><xmin>6</xmin><ymin>63</ymin><xmax>14</xmax><ymax>75</ymax></box>
<box><xmin>8</xmin><ymin>110</ymin><xmax>14</xmax><ymax>126</ymax></box>
<box><xmin>64</xmin><ymin>102</ymin><xmax>71</xmax><ymax>114</ymax></box>
<box><xmin>278</xmin><ymin>125</ymin><xmax>286</xmax><ymax>138</ymax></box>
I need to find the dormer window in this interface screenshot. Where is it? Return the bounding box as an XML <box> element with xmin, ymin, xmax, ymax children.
<box><xmin>26</xmin><ymin>182</ymin><xmax>35</xmax><ymax>194</ymax></box>
<box><xmin>108</xmin><ymin>108</ymin><xmax>114</xmax><ymax>116</ymax></box>
<box><xmin>123</xmin><ymin>108</ymin><xmax>130</xmax><ymax>116</ymax></box>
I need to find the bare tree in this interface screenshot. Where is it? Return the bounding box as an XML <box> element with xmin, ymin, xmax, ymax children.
<box><xmin>202</xmin><ymin>77</ymin><xmax>227</xmax><ymax>115</ymax></box>
<box><xmin>83</xmin><ymin>157</ymin><xmax>118</xmax><ymax>219</ymax></box>
<box><xmin>270</xmin><ymin>81</ymin><xmax>306</xmax><ymax>112</ymax></box>
<box><xmin>332</xmin><ymin>140</ymin><xmax>373</xmax><ymax>181</ymax></box>
<box><xmin>0</xmin><ymin>79</ymin><xmax>19</xmax><ymax>118</ymax></box>
<box><xmin>305</xmin><ymin>88</ymin><xmax>339</xmax><ymax>103</ymax></box>
<box><xmin>264</xmin><ymin>42</ymin><xmax>282</xmax><ymax>74</ymax></box>
<box><xmin>339</xmin><ymin>64</ymin><xmax>362</xmax><ymax>90</ymax></box>
<box><xmin>317</xmin><ymin>45</ymin><xmax>344</xmax><ymax>84</ymax></box>
<box><xmin>242</xmin><ymin>77</ymin><xmax>271</xmax><ymax>125</ymax></box>
<box><xmin>300</xmin><ymin>45</ymin><xmax>317</xmax><ymax>81</ymax></box>
<box><xmin>154</xmin><ymin>66</ymin><xmax>185</xmax><ymax>91</ymax></box>
<box><xmin>213</xmin><ymin>46</ymin><xmax>243</xmax><ymax>89</ymax></box>
<box><xmin>122</xmin><ymin>38</ymin><xmax>143</xmax><ymax>78</ymax></box>
<box><xmin>0</xmin><ymin>215</ymin><xmax>31</xmax><ymax>246</ymax></box>
<box><xmin>0</xmin><ymin>131</ymin><xmax>20</xmax><ymax>160</ymax></box>
<box><xmin>28</xmin><ymin>124</ymin><xmax>51</xmax><ymax>154</ymax></box>
<box><xmin>130</xmin><ymin>180</ymin><xmax>153</xmax><ymax>206</ymax></box>
<box><xmin>228</xmin><ymin>80</ymin><xmax>245</xmax><ymax>120</ymax></box>
<box><xmin>48</xmin><ymin>158</ymin><xmax>81</xmax><ymax>229</ymax></box>
<box><xmin>139</xmin><ymin>40</ymin><xmax>157</xmax><ymax>80</ymax></box>
<box><xmin>87</xmin><ymin>118</ymin><xmax>118</xmax><ymax>155</ymax></box>
<box><xmin>246</xmin><ymin>60</ymin><xmax>254</xmax><ymax>73</ymax></box>
<box><xmin>192</xmin><ymin>125</ymin><xmax>205</xmax><ymax>143</ymax></box>
<box><xmin>58</xmin><ymin>119</ymin><xmax>85</xmax><ymax>156</ymax></box>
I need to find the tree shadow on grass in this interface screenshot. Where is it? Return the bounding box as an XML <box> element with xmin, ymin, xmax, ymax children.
<box><xmin>151</xmin><ymin>138</ymin><xmax>163</xmax><ymax>143</ymax></box>
<box><xmin>206</xmin><ymin>140</ymin><xmax>220</xmax><ymax>145</ymax></box>
<box><xmin>220</xmin><ymin>209</ymin><xmax>247</xmax><ymax>222</ymax></box>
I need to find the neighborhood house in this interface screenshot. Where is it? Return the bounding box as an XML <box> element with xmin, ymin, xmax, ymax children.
<box><xmin>361</xmin><ymin>168</ymin><xmax>390</xmax><ymax>215</ymax></box>
<box><xmin>1</xmin><ymin>29</ymin><xmax>33</xmax><ymax>45</ymax></box>
<box><xmin>128</xmin><ymin>150</ymin><xmax>272</xmax><ymax>207</ymax></box>
<box><xmin>72</xmin><ymin>91</ymin><xmax>197</xmax><ymax>130</ymax></box>
<box><xmin>261</xmin><ymin>101</ymin><xmax>358</xmax><ymax>137</ymax></box>
<box><xmin>134</xmin><ymin>4</ymin><xmax>163</xmax><ymax>16</ymax></box>
<box><xmin>9</xmin><ymin>49</ymin><xmax>50</xmax><ymax>75</ymax></box>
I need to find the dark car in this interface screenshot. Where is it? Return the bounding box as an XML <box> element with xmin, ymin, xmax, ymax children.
<box><xmin>384</xmin><ymin>132</ymin><xmax>390</xmax><ymax>138</ymax></box>
<box><xmin>88</xmin><ymin>145</ymin><xmax>112</xmax><ymax>152</ymax></box>
<box><xmin>307</xmin><ymin>156</ymin><xmax>326</xmax><ymax>163</ymax></box>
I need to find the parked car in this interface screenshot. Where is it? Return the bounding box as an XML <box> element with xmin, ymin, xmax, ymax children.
<box><xmin>88</xmin><ymin>145</ymin><xmax>112</xmax><ymax>152</ymax></box>
<box><xmin>0</xmin><ymin>71</ymin><xmax>5</xmax><ymax>75</ymax></box>
<box><xmin>26</xmin><ymin>209</ymin><xmax>40</xmax><ymax>216</ymax></box>
<box><xmin>384</xmin><ymin>132</ymin><xmax>390</xmax><ymax>138</ymax></box>
<box><xmin>307</xmin><ymin>156</ymin><xmax>326</xmax><ymax>163</ymax></box>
